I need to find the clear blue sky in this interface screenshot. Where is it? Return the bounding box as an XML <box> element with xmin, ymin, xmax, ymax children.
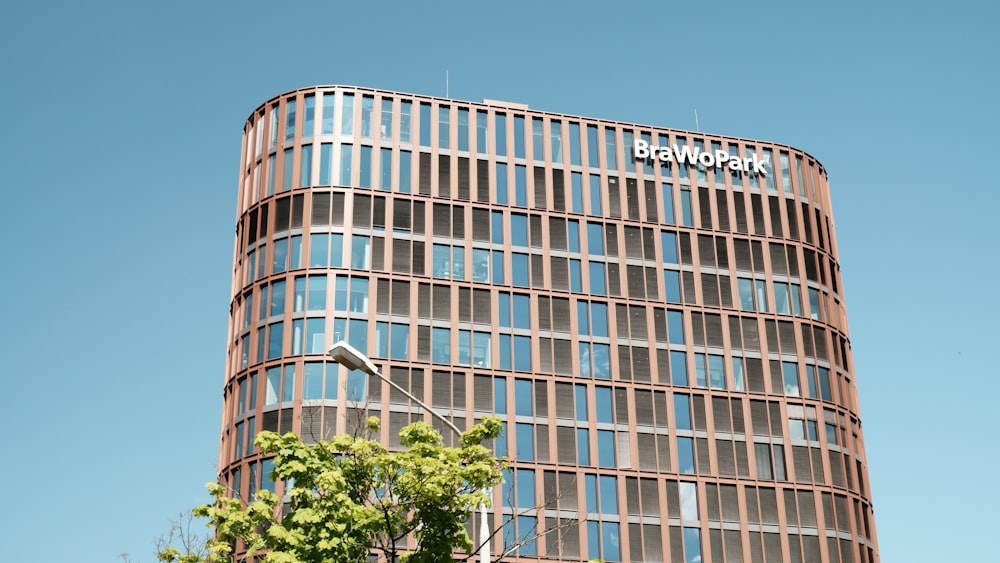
<box><xmin>2</xmin><ymin>1</ymin><xmax>997</xmax><ymax>561</ymax></box>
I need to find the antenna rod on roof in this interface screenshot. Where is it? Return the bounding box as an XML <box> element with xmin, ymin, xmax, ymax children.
<box><xmin>446</xmin><ymin>70</ymin><xmax>449</xmax><ymax>98</ymax></box>
<box><xmin>694</xmin><ymin>109</ymin><xmax>700</xmax><ymax>132</ymax></box>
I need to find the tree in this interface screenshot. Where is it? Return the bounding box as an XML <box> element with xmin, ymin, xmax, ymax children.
<box><xmin>162</xmin><ymin>416</ymin><xmax>505</xmax><ymax>563</ymax></box>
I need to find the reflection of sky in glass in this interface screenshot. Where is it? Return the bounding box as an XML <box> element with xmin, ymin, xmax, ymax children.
<box><xmin>680</xmin><ymin>481</ymin><xmax>699</xmax><ymax>521</ymax></box>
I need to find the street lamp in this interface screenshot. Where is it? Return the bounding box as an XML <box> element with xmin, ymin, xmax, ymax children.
<box><xmin>327</xmin><ymin>340</ymin><xmax>491</xmax><ymax>563</ymax></box>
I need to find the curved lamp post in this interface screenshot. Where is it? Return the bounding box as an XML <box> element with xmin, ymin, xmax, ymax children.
<box><xmin>327</xmin><ymin>340</ymin><xmax>491</xmax><ymax>563</ymax></box>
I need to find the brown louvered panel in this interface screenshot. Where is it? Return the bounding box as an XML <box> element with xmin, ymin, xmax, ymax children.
<box><xmin>615</xmin><ymin>388</ymin><xmax>630</xmax><ymax>425</ymax></box>
<box><xmin>734</xmin><ymin>238</ymin><xmax>752</xmax><ymax>271</ymax></box>
<box><xmin>797</xmin><ymin>490</ymin><xmax>817</xmax><ymax>526</ymax></box>
<box><xmin>643</xmin><ymin>524</ymin><xmax>664</xmax><ymax>563</ymax></box>
<box><xmin>552</xmin><ymin>297</ymin><xmax>570</xmax><ymax>332</ymax></box>
<box><xmin>476</xmin><ymin>159</ymin><xmax>489</xmax><ymax>202</ymax></box>
<box><xmin>639</xmin><ymin>180</ymin><xmax>656</xmax><ymax>223</ymax></box>
<box><xmin>708</xmin><ymin>529</ymin><xmax>724</xmax><ymax>563</ymax></box>
<box><xmin>628</xmin><ymin>523</ymin><xmax>643</xmax><ymax>563</ymax></box>
<box><xmin>763</xmin><ymin>532</ymin><xmax>782</xmax><ymax>562</ymax></box>
<box><xmin>632</xmin><ymin>347</ymin><xmax>650</xmax><ymax>382</ymax></box>
<box><xmin>533</xmin><ymin>166</ymin><xmax>547</xmax><ymax>210</ymax></box>
<box><xmin>705</xmin><ymin>483</ymin><xmax>720</xmax><ymax>521</ymax></box>
<box><xmin>528</xmin><ymin>214</ymin><xmax>543</xmax><ymax>248</ymax></box>
<box><xmin>353</xmin><ymin>194</ymin><xmax>371</xmax><ymax>228</ymax></box>
<box><xmin>531</xmin><ymin>254</ymin><xmax>545</xmax><ymax>288</ymax></box>
<box><xmin>705</xmin><ymin>314</ymin><xmax>724</xmax><ymax>348</ymax></box>
<box><xmin>750</xmin><ymin>193</ymin><xmax>766</xmax><ymax>235</ymax></box>
<box><xmin>811</xmin><ymin>447</ymin><xmax>825</xmax><ymax>483</ymax></box>
<box><xmin>750</xmin><ymin>241</ymin><xmax>765</xmax><ymax>273</ymax></box>
<box><xmin>786</xmin><ymin>199</ymin><xmax>799</xmax><ymax>240</ymax></box>
<box><xmin>803</xmin><ymin>248</ymin><xmax>818</xmax><ymax>282</ymax></box>
<box><xmin>827</xmin><ymin>537</ymin><xmax>840</xmax><ymax>563</ymax></box>
<box><xmin>625</xmin><ymin>227</ymin><xmax>643</xmax><ymax>259</ymax></box>
<box><xmin>457</xmin><ymin>157</ymin><xmax>470</xmax><ymax>200</ymax></box>
<box><xmin>471</xmin><ymin>208</ymin><xmax>489</xmax><ymax>241</ymax></box>
<box><xmin>637</xmin><ymin>433</ymin><xmax>657</xmax><ymax>470</ymax></box>
<box><xmin>275</xmin><ymin>195</ymin><xmax>291</xmax><ymax>230</ymax></box>
<box><xmin>657</xmin><ymin>434</ymin><xmax>672</xmax><ymax>472</ymax></box>
<box><xmin>716</xmin><ymin>191</ymin><xmax>731</xmax><ymax>231</ymax></box>
<box><xmin>779</xmin><ymin>321</ymin><xmax>796</xmax><ymax>354</ymax></box>
<box><xmin>311</xmin><ymin>192</ymin><xmax>331</xmax><ymax>226</ymax></box>
<box><xmin>829</xmin><ymin>450</ymin><xmax>845</xmax><ymax>487</ymax></box>
<box><xmin>550</xmin><ymin>256</ymin><xmax>568</xmax><ymax>290</ymax></box>
<box><xmin>273</xmin><ymin>408</ymin><xmax>292</xmax><ymax>438</ymax></box>
<box><xmin>533</xmin><ymin>380</ymin><xmax>549</xmax><ymax>417</ymax></box>
<box><xmin>748</xmin><ymin>532</ymin><xmax>765</xmax><ymax>563</ymax></box>
<box><xmin>412</xmin><ymin>200</ymin><xmax>425</xmax><ymax>234</ymax></box>
<box><xmin>452</xmin><ymin>206</ymin><xmax>464</xmax><ymax>237</ymax></box>
<box><xmin>472</xmin><ymin>288</ymin><xmax>490</xmax><ymax>324</ymax></box>
<box><xmin>438</xmin><ymin>154</ymin><xmax>451</xmax><ymax>198</ymax></box>
<box><xmin>430</xmin><ymin>370</ymin><xmax>450</xmax><ymax>407</ymax></box>
<box><xmin>458</xmin><ymin>287</ymin><xmax>471</xmax><ymax>322</ymax></box>
<box><xmin>625</xmin><ymin>178</ymin><xmax>640</xmax><ymax>220</ymax></box>
<box><xmin>787</xmin><ymin>246</ymin><xmax>799</xmax><ymax>277</ymax></box>
<box><xmin>392</xmin><ymin>239</ymin><xmax>410</xmax><ymax>273</ymax></box>
<box><xmin>371</xmin><ymin>237</ymin><xmax>385</xmax><ymax>271</ymax></box>
<box><xmin>629</xmin><ymin>305</ymin><xmax>648</xmax><ymax>339</ymax></box>
<box><xmin>552</xmin><ymin>170</ymin><xmax>565</xmax><ymax>212</ymax></box>
<box><xmin>553</xmin><ymin>339</ymin><xmax>572</xmax><ymax>375</ymax></box>
<box><xmin>371</xmin><ymin>196</ymin><xmax>385</xmax><ymax>229</ymax></box>
<box><xmin>729</xmin><ymin>317</ymin><xmax>743</xmax><ymax>349</ymax></box>
<box><xmin>800</xmin><ymin>323</ymin><xmax>814</xmax><ymax>358</ymax></box>
<box><xmin>734</xmin><ymin>192</ymin><xmax>749</xmax><ymax>233</ymax></box>
<box><xmin>724</xmin><ymin>529</ymin><xmax>744</xmax><ymax>563</ymax></box>
<box><xmin>741</xmin><ymin>359</ymin><xmax>762</xmax><ymax>394</ymax></box>
<box><xmin>301</xmin><ymin>406</ymin><xmax>322</xmax><ymax>444</ymax></box>
<box><xmin>741</xmin><ymin>318</ymin><xmax>760</xmax><ymax>351</ymax></box>
<box><xmin>792</xmin><ymin>446</ymin><xmax>812</xmax><ymax>483</ymax></box>
<box><xmin>750</xmin><ymin>400</ymin><xmax>769</xmax><ymax>436</ymax></box>
<box><xmin>712</xmin><ymin>397</ymin><xmax>732</xmax><ymax>432</ymax></box>
<box><xmin>764</xmin><ymin>321</ymin><xmax>778</xmax><ymax>357</ymax></box>
<box><xmin>693</xmin><ymin>395</ymin><xmax>707</xmax><ymax>430</ymax></box>
<box><xmin>262</xmin><ymin>410</ymin><xmax>279</xmax><ymax>432</ymax></box>
<box><xmin>679</xmin><ymin>232</ymin><xmax>693</xmax><ymax>265</ymax></box>
<box><xmin>432</xmin><ymin>203</ymin><xmax>450</xmax><ymax>236</ymax></box>
<box><xmin>698</xmin><ymin>187</ymin><xmax>713</xmax><ymax>228</ymax></box>
<box><xmin>665</xmin><ymin>481</ymin><xmax>680</xmax><ymax>518</ymax></box>
<box><xmin>717</xmin><ymin>439</ymin><xmax>735</xmax><ymax>476</ymax></box>
<box><xmin>549</xmin><ymin>216</ymin><xmax>567</xmax><ymax>250</ymax></box>
<box><xmin>539</xmin><ymin>337</ymin><xmax>553</xmax><ymax>373</ymax></box>
<box><xmin>813</xmin><ymin>326</ymin><xmax>828</xmax><ymax>361</ymax></box>
<box><xmin>744</xmin><ymin>486</ymin><xmax>760</xmax><ymax>524</ymax></box>
<box><xmin>432</xmin><ymin>285</ymin><xmax>450</xmax><ymax>320</ymax></box>
<box><xmin>758</xmin><ymin>487</ymin><xmax>779</xmax><ymax>525</ymax></box>
<box><xmin>698</xmin><ymin>234</ymin><xmax>715</xmax><ymax>267</ymax></box>
<box><xmin>728</xmin><ymin>399</ymin><xmax>745</xmax><ymax>435</ymax></box>
<box><xmin>839</xmin><ymin>538</ymin><xmax>856</xmax><ymax>563</ymax></box>
<box><xmin>701</xmin><ymin>273</ymin><xmax>720</xmax><ymax>307</ymax></box>
<box><xmin>691</xmin><ymin>312</ymin><xmax>705</xmax><ymax>346</ymax></box>
<box><xmin>555</xmin><ymin>383</ymin><xmax>574</xmax><ymax>419</ymax></box>
<box><xmin>536</xmin><ymin>423</ymin><xmax>550</xmax><ymax>462</ymax></box>
<box><xmin>628</xmin><ymin>265</ymin><xmax>645</xmax><ymax>298</ymax></box>
<box><xmin>608</xmin><ymin>263</ymin><xmax>622</xmax><ymax>296</ymax></box>
<box><xmin>556</xmin><ymin>426</ymin><xmax>575</xmax><ymax>464</ymax></box>
<box><xmin>615</xmin><ymin>303</ymin><xmax>629</xmax><ymax>336</ymax></box>
<box><xmin>784</xmin><ymin>489</ymin><xmax>799</xmax><ymax>524</ymax></box>
<box><xmin>376</xmin><ymin>279</ymin><xmax>391</xmax><ymax>314</ymax></box>
<box><xmin>735</xmin><ymin>440</ymin><xmax>751</xmax><ymax>477</ymax></box>
<box><xmin>417</xmin><ymin>326</ymin><xmax>430</xmax><ymax>362</ymax></box>
<box><xmin>769</xmin><ymin>360</ymin><xmax>783</xmax><ymax>396</ymax></box>
<box><xmin>417</xmin><ymin>283</ymin><xmax>430</xmax><ymax>319</ymax></box>
<box><xmin>802</xmin><ymin>536</ymin><xmax>821</xmax><ymax>562</ymax></box>
<box><xmin>645</xmin><ymin>266</ymin><xmax>659</xmax><ymax>300</ymax></box>
<box><xmin>719</xmin><ymin>274</ymin><xmax>733</xmax><ymax>308</ymax></box>
<box><xmin>617</xmin><ymin>345</ymin><xmax>632</xmax><ymax>381</ymax></box>
<box><xmin>473</xmin><ymin>375</ymin><xmax>491</xmax><ymax>411</ymax></box>
<box><xmin>770</xmin><ymin>243</ymin><xmax>787</xmax><ymax>276</ymax></box>
<box><xmin>411</xmin><ymin>241</ymin><xmax>425</xmax><ymax>275</ymax></box>
<box><xmin>642</xmin><ymin>227</ymin><xmax>657</xmax><ymax>260</ymax></box>
<box><xmin>768</xmin><ymin>196</ymin><xmax>783</xmax><ymax>237</ymax></box>
<box><xmin>767</xmin><ymin>402</ymin><xmax>783</xmax><ymax>437</ymax></box>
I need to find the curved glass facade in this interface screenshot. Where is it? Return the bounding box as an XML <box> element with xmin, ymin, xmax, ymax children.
<box><xmin>219</xmin><ymin>86</ymin><xmax>878</xmax><ymax>563</ymax></box>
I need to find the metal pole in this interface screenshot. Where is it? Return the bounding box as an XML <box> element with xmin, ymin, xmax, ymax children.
<box><xmin>368</xmin><ymin>365</ymin><xmax>491</xmax><ymax>562</ymax></box>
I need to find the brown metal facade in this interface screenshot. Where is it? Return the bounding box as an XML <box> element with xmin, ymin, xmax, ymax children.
<box><xmin>219</xmin><ymin>85</ymin><xmax>878</xmax><ymax>563</ymax></box>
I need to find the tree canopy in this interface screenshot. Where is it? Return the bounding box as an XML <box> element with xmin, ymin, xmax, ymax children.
<box><xmin>160</xmin><ymin>416</ymin><xmax>505</xmax><ymax>563</ymax></box>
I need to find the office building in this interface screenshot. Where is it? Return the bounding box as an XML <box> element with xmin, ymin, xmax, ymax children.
<box><xmin>219</xmin><ymin>85</ymin><xmax>879</xmax><ymax>562</ymax></box>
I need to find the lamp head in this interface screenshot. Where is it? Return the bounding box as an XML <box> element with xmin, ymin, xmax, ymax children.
<box><xmin>327</xmin><ymin>340</ymin><xmax>378</xmax><ymax>375</ymax></box>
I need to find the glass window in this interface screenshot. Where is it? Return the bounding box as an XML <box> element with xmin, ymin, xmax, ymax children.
<box><xmin>511</xmin><ymin>253</ymin><xmax>529</xmax><ymax>287</ymax></box>
<box><xmin>495</xmin><ymin>162</ymin><xmax>508</xmax><ymax>204</ymax></box>
<box><xmin>733</xmin><ymin>357</ymin><xmax>745</xmax><ymax>391</ymax></box>
<box><xmin>577</xmin><ymin>428</ymin><xmax>590</xmax><ymax>465</ymax></box>
<box><xmin>589</xmin><ymin>174</ymin><xmax>602</xmax><ymax>216</ymax></box>
<box><xmin>299</xmin><ymin>145</ymin><xmax>312</xmax><ymax>187</ymax></box>
<box><xmin>662</xmin><ymin>183</ymin><xmax>675</xmax><ymax>224</ymax></box>
<box><xmin>516</xmin><ymin>423</ymin><xmax>533</xmax><ymax>461</ymax></box>
<box><xmin>432</xmin><ymin>327</ymin><xmax>450</xmax><ymax>363</ymax></box>
<box><xmin>680</xmin><ymin>190</ymin><xmax>693</xmax><ymax>226</ymax></box>
<box><xmin>513</xmin><ymin>335</ymin><xmax>531</xmax><ymax>371</ymax></box>
<box><xmin>266</xmin><ymin>155</ymin><xmax>276</xmax><ymax>195</ymax></box>
<box><xmin>511</xmin><ymin>214</ymin><xmax>528</xmax><ymax>247</ymax></box>
<box><xmin>683</xmin><ymin>527</ymin><xmax>702</xmax><ymax>563</ymax></box>
<box><xmin>597</xmin><ymin>430</ymin><xmax>615</xmax><ymax>466</ymax></box>
<box><xmin>399</xmin><ymin>150</ymin><xmax>412</xmax><ymax>192</ymax></box>
<box><xmin>265</xmin><ymin>366</ymin><xmax>281</xmax><ymax>406</ymax></box>
<box><xmin>709</xmin><ymin>354</ymin><xmax>725</xmax><ymax>389</ymax></box>
<box><xmin>513</xmin><ymin>294</ymin><xmax>531</xmax><ymax>329</ymax></box>
<box><xmin>622</xmin><ymin>130</ymin><xmax>634</xmax><ymax>173</ymax></box>
<box><xmin>267</xmin><ymin>322</ymin><xmax>283</xmax><ymax>359</ymax></box>
<box><xmin>321</xmin><ymin>93</ymin><xmax>334</xmax><ymax>135</ymax></box>
<box><xmin>755</xmin><ymin>279</ymin><xmax>769</xmax><ymax>312</ymax></box>
<box><xmin>270</xmin><ymin>280</ymin><xmax>285</xmax><ymax>316</ymax></box>
<box><xmin>358</xmin><ymin>96</ymin><xmax>373</xmax><ymax>139</ymax></box>
<box><xmin>513</xmin><ymin>115</ymin><xmax>525</xmax><ymax>158</ymax></box>
<box><xmin>418</xmin><ymin>103</ymin><xmax>431</xmax><ymax>147</ymax></box>
<box><xmin>738</xmin><ymin>278</ymin><xmax>755</xmax><ymax>311</ymax></box>
<box><xmin>283</xmin><ymin>148</ymin><xmax>294</xmax><ymax>191</ymax></box>
<box><xmin>438</xmin><ymin>106</ymin><xmax>450</xmax><ymax>149</ymax></box>
<box><xmin>671</xmin><ymin>351</ymin><xmax>687</xmax><ymax>386</ymax></box>
<box><xmin>764</xmin><ymin>149</ymin><xmax>776</xmax><ymax>190</ymax></box>
<box><xmin>379</xmin><ymin>148</ymin><xmax>392</xmax><ymax>190</ymax></box>
<box><xmin>339</xmin><ymin>143</ymin><xmax>353</xmax><ymax>185</ymax></box>
<box><xmin>569</xmin><ymin>122</ymin><xmax>581</xmax><ymax>166</ymax></box>
<box><xmin>397</xmin><ymin>100</ymin><xmax>412</xmax><ymax>143</ymax></box>
<box><xmin>492</xmin><ymin>250</ymin><xmax>505</xmax><ymax>284</ymax></box>
<box><xmin>341</xmin><ymin>94</ymin><xmax>354</xmax><ymax>135</ymax></box>
<box><xmin>587</xmin><ymin>223</ymin><xmax>604</xmax><ymax>255</ymax></box>
<box><xmin>284</xmin><ymin>364</ymin><xmax>296</xmax><ymax>402</ymax></box>
<box><xmin>571</xmin><ymin>172</ymin><xmax>583</xmax><ymax>213</ymax></box>
<box><xmin>303</xmin><ymin>95</ymin><xmax>315</xmax><ymax>136</ymax></box>
<box><xmin>774</xmin><ymin>282</ymin><xmax>791</xmax><ymax>314</ymax></box>
<box><xmin>351</xmin><ymin>235</ymin><xmax>370</xmax><ymax>268</ymax></box>
<box><xmin>604</xmin><ymin>128</ymin><xmax>617</xmax><ymax>171</ymax></box>
<box><xmin>674</xmin><ymin>394</ymin><xmax>691</xmax><ymax>429</ymax></box>
<box><xmin>284</xmin><ymin>99</ymin><xmax>296</xmax><ymax>141</ymax></box>
<box><xmin>587</xmin><ymin>125</ymin><xmax>599</xmax><ymax>168</ymax></box>
<box><xmin>568</xmin><ymin>220</ymin><xmax>581</xmax><ymax>252</ymax></box>
<box><xmin>570</xmin><ymin>259</ymin><xmax>582</xmax><ymax>292</ymax></box>
<box><xmin>790</xmin><ymin>283</ymin><xmax>803</xmax><ymax>316</ymax></box>
<box><xmin>304</xmin><ymin>363</ymin><xmax>323</xmax><ymax>400</ymax></box>
<box><xmin>494</xmin><ymin>377</ymin><xmax>507</xmax><ymax>413</ymax></box>
<box><xmin>594</xmin><ymin>387</ymin><xmax>613</xmax><ymax>424</ymax></box>
<box><xmin>532</xmin><ymin>118</ymin><xmax>544</xmax><ymax>160</ymax></box>
<box><xmin>273</xmin><ymin>239</ymin><xmax>288</xmax><ymax>273</ymax></box>
<box><xmin>476</xmin><ymin>110</ymin><xmax>488</xmax><ymax>154</ymax></box>
<box><xmin>349</xmin><ymin>277</ymin><xmax>369</xmax><ymax>313</ymax></box>
<box><xmin>694</xmin><ymin>353</ymin><xmax>707</xmax><ymax>387</ymax></box>
<box><xmin>809</xmin><ymin>288</ymin><xmax>822</xmax><ymax>320</ymax></box>
<box><xmin>680</xmin><ymin>481</ymin><xmax>699</xmax><ymax>520</ymax></box>
<box><xmin>588</xmin><ymin>262</ymin><xmax>606</xmax><ymax>295</ymax></box>
<box><xmin>359</xmin><ymin>146</ymin><xmax>372</xmax><ymax>188</ymax></box>
<box><xmin>495</xmin><ymin>113</ymin><xmax>506</xmax><ymax>157</ymax></box>
<box><xmin>677</xmin><ymin>436</ymin><xmax>695</xmax><ymax>474</ymax></box>
<box><xmin>591</xmin><ymin>302</ymin><xmax>608</xmax><ymax>337</ymax></box>
<box><xmin>473</xmin><ymin>332</ymin><xmax>490</xmax><ymax>367</ymax></box>
<box><xmin>818</xmin><ymin>367</ymin><xmax>832</xmax><ymax>401</ymax></box>
<box><xmin>319</xmin><ymin>143</ymin><xmax>332</xmax><ymax>185</ymax></box>
<box><xmin>664</xmin><ymin>270</ymin><xmax>681</xmax><ymax>303</ymax></box>
<box><xmin>514</xmin><ymin>165</ymin><xmax>526</xmax><ymax>207</ymax></box>
<box><xmin>550</xmin><ymin>121</ymin><xmax>562</xmax><ymax>164</ymax></box>
<box><xmin>515</xmin><ymin>379</ymin><xmax>533</xmax><ymax>416</ymax></box>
